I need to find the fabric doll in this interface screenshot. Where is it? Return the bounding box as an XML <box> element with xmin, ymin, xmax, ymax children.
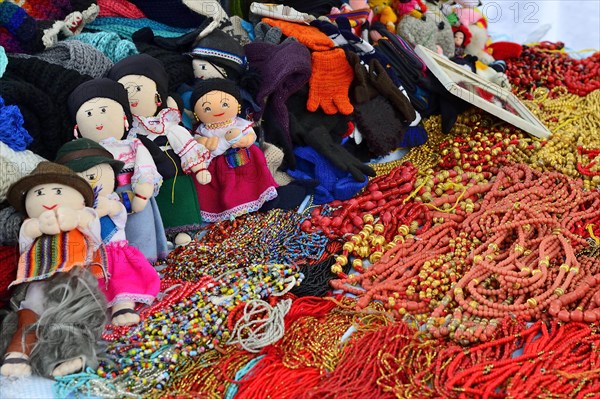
<box><xmin>1</xmin><ymin>162</ymin><xmax>107</xmax><ymax>378</ymax></box>
<box><xmin>107</xmin><ymin>54</ymin><xmax>211</xmax><ymax>246</ymax></box>
<box><xmin>191</xmin><ymin>78</ymin><xmax>278</xmax><ymax>222</ymax></box>
<box><xmin>179</xmin><ymin>29</ymin><xmax>260</xmax><ymax>130</ymax></box>
<box><xmin>452</xmin><ymin>24</ymin><xmax>471</xmax><ymax>57</ymax></box>
<box><xmin>67</xmin><ymin>78</ymin><xmax>169</xmax><ymax>262</ymax></box>
<box><xmin>55</xmin><ymin>138</ymin><xmax>161</xmax><ymax>326</ymax></box>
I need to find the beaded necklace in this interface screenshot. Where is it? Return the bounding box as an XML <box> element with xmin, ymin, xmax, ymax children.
<box><xmin>506</xmin><ymin>42</ymin><xmax>600</xmax><ymax>99</ymax></box>
<box><xmin>329</xmin><ymin>163</ymin><xmax>600</xmax><ymax>344</ymax></box>
<box><xmin>163</xmin><ymin>209</ymin><xmax>328</xmax><ymax>281</ymax></box>
<box><xmin>55</xmin><ymin>263</ymin><xmax>302</xmax><ymax>397</ymax></box>
<box><xmin>204</xmin><ymin>118</ymin><xmax>235</xmax><ymax>130</ymax></box>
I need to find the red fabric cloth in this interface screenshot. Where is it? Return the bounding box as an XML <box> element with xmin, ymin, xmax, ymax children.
<box><xmin>98</xmin><ymin>0</ymin><xmax>146</xmax><ymax>18</ymax></box>
<box><xmin>0</xmin><ymin>246</ymin><xmax>19</xmax><ymax>308</ymax></box>
<box><xmin>489</xmin><ymin>41</ymin><xmax>523</xmax><ymax>60</ymax></box>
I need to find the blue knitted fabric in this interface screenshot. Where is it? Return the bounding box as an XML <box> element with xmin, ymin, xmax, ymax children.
<box><xmin>65</xmin><ymin>31</ymin><xmax>138</xmax><ymax>63</ymax></box>
<box><xmin>0</xmin><ymin>0</ymin><xmax>37</xmax><ymax>53</ymax></box>
<box><xmin>0</xmin><ymin>45</ymin><xmax>6</xmax><ymax>77</ymax></box>
<box><xmin>86</xmin><ymin>17</ymin><xmax>193</xmax><ymax>41</ymax></box>
<box><xmin>0</xmin><ymin>96</ymin><xmax>33</xmax><ymax>151</ymax></box>
<box><xmin>287</xmin><ymin>146</ymin><xmax>369</xmax><ymax>205</ymax></box>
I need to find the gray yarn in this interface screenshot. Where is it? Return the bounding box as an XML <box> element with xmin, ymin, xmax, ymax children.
<box><xmin>29</xmin><ymin>268</ymin><xmax>108</xmax><ymax>377</ymax></box>
<box><xmin>10</xmin><ymin>41</ymin><xmax>114</xmax><ymax>78</ymax></box>
<box><xmin>0</xmin><ymin>206</ymin><xmax>24</xmax><ymax>246</ymax></box>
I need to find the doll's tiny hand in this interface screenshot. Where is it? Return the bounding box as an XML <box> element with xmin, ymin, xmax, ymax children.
<box><xmin>131</xmin><ymin>196</ymin><xmax>149</xmax><ymax>213</ymax></box>
<box><xmin>95</xmin><ymin>196</ymin><xmax>111</xmax><ymax>217</ymax></box>
<box><xmin>131</xmin><ymin>183</ymin><xmax>153</xmax><ymax>213</ymax></box>
<box><xmin>77</xmin><ymin>209</ymin><xmax>95</xmax><ymax>229</ymax></box>
<box><xmin>225</xmin><ymin>128</ymin><xmax>241</xmax><ymax>142</ymax></box>
<box><xmin>109</xmin><ymin>199</ymin><xmax>123</xmax><ymax>216</ymax></box>
<box><xmin>233</xmin><ymin>133</ymin><xmax>256</xmax><ymax>149</ymax></box>
<box><xmin>195</xmin><ymin>136</ymin><xmax>208</xmax><ymax>147</ymax></box>
<box><xmin>206</xmin><ymin>137</ymin><xmax>219</xmax><ymax>152</ymax></box>
<box><xmin>195</xmin><ymin>169</ymin><xmax>212</xmax><ymax>185</ymax></box>
<box><xmin>56</xmin><ymin>207</ymin><xmax>80</xmax><ymax>232</ymax></box>
<box><xmin>38</xmin><ymin>210</ymin><xmax>61</xmax><ymax>235</ymax></box>
<box><xmin>196</xmin><ymin>136</ymin><xmax>219</xmax><ymax>152</ymax></box>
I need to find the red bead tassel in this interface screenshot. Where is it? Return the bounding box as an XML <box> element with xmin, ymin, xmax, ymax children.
<box><xmin>300</xmin><ymin>322</ymin><xmax>416</xmax><ymax>399</ymax></box>
<box><xmin>233</xmin><ymin>354</ymin><xmax>322</xmax><ymax>399</ymax></box>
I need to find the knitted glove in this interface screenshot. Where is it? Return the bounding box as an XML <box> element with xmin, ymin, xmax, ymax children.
<box><xmin>365</xmin><ymin>57</ymin><xmax>416</xmax><ymax>123</ymax></box>
<box><xmin>254</xmin><ymin>21</ymin><xmax>283</xmax><ymax>44</ymax></box>
<box><xmin>307</xmin><ymin>48</ymin><xmax>354</xmax><ymax>115</ymax></box>
<box><xmin>288</xmin><ymin>86</ymin><xmax>374</xmax><ymax>182</ymax></box>
<box><xmin>290</xmin><ymin>112</ymin><xmax>374</xmax><ymax>181</ymax></box>
<box><xmin>262</xmin><ymin>18</ymin><xmax>333</xmax><ymax>51</ymax></box>
<box><xmin>347</xmin><ymin>52</ymin><xmax>409</xmax><ymax>157</ymax></box>
<box><xmin>347</xmin><ymin>51</ymin><xmax>378</xmax><ymax>103</ymax></box>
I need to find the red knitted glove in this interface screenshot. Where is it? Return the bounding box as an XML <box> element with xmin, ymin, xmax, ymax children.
<box><xmin>262</xmin><ymin>18</ymin><xmax>334</xmax><ymax>51</ymax></box>
<box><xmin>307</xmin><ymin>48</ymin><xmax>354</xmax><ymax>115</ymax></box>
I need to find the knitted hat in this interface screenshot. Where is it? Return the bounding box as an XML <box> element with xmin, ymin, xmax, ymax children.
<box><xmin>68</xmin><ymin>78</ymin><xmax>133</xmax><ymax>127</ymax></box>
<box><xmin>0</xmin><ymin>45</ymin><xmax>6</xmax><ymax>78</ymax></box>
<box><xmin>0</xmin><ymin>96</ymin><xmax>32</xmax><ymax>151</ymax></box>
<box><xmin>55</xmin><ymin>138</ymin><xmax>124</xmax><ymax>173</ymax></box>
<box><xmin>97</xmin><ymin>0</ymin><xmax>146</xmax><ymax>18</ymax></box>
<box><xmin>187</xmin><ymin>29</ymin><xmax>247</xmax><ymax>79</ymax></box>
<box><xmin>67</xmin><ymin>31</ymin><xmax>138</xmax><ymax>63</ymax></box>
<box><xmin>10</xmin><ymin>40</ymin><xmax>113</xmax><ymax>78</ymax></box>
<box><xmin>108</xmin><ymin>53</ymin><xmax>169</xmax><ymax>112</ymax></box>
<box><xmin>132</xmin><ymin>27</ymin><xmax>196</xmax><ymax>92</ymax></box>
<box><xmin>128</xmin><ymin>0</ymin><xmax>208</xmax><ymax>28</ymax></box>
<box><xmin>0</xmin><ymin>141</ymin><xmax>45</xmax><ymax>203</ymax></box>
<box><xmin>7</xmin><ymin>161</ymin><xmax>95</xmax><ymax>215</ymax></box>
<box><xmin>245</xmin><ymin>40</ymin><xmax>311</xmax><ymax>137</ymax></box>
<box><xmin>191</xmin><ymin>78</ymin><xmax>242</xmax><ymax>108</ymax></box>
<box><xmin>2</xmin><ymin>56</ymin><xmax>91</xmax><ymax>159</ymax></box>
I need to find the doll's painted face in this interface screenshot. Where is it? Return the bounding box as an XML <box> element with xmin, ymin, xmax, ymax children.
<box><xmin>25</xmin><ymin>183</ymin><xmax>85</xmax><ymax>218</ymax></box>
<box><xmin>454</xmin><ymin>31</ymin><xmax>465</xmax><ymax>47</ymax></box>
<box><xmin>117</xmin><ymin>75</ymin><xmax>158</xmax><ymax>117</ymax></box>
<box><xmin>194</xmin><ymin>90</ymin><xmax>239</xmax><ymax>124</ymax></box>
<box><xmin>192</xmin><ymin>59</ymin><xmax>227</xmax><ymax>80</ymax></box>
<box><xmin>78</xmin><ymin>163</ymin><xmax>115</xmax><ymax>198</ymax></box>
<box><xmin>76</xmin><ymin>98</ymin><xmax>127</xmax><ymax>143</ymax></box>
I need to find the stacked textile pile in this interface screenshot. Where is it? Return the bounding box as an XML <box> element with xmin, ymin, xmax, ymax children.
<box><xmin>0</xmin><ymin>1</ymin><xmax>599</xmax><ymax>398</ymax></box>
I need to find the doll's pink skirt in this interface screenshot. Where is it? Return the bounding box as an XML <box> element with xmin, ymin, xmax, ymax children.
<box><xmin>97</xmin><ymin>241</ymin><xmax>160</xmax><ymax>307</ymax></box>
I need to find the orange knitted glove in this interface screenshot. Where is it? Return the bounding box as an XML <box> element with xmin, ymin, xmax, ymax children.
<box><xmin>307</xmin><ymin>48</ymin><xmax>354</xmax><ymax>115</ymax></box>
<box><xmin>262</xmin><ymin>18</ymin><xmax>334</xmax><ymax>51</ymax></box>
